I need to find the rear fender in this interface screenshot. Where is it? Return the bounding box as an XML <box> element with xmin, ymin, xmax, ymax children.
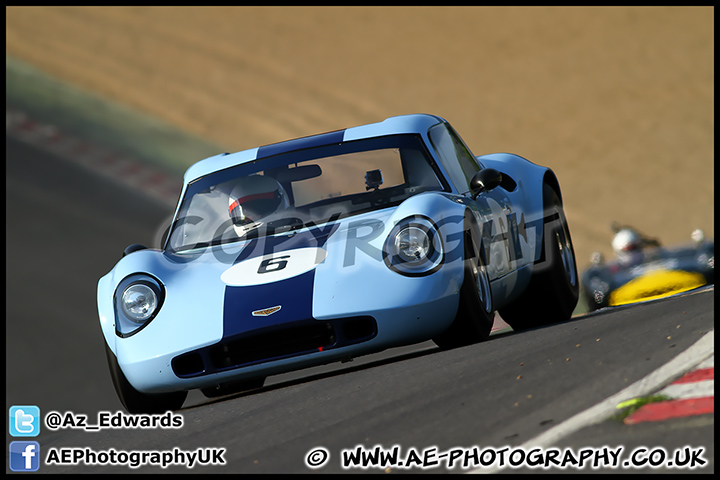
<box><xmin>476</xmin><ymin>153</ymin><xmax>557</xmax><ymax>264</ymax></box>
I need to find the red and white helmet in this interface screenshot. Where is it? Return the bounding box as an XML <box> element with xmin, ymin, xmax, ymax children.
<box><xmin>228</xmin><ymin>175</ymin><xmax>289</xmax><ymax>226</ymax></box>
<box><xmin>611</xmin><ymin>228</ymin><xmax>642</xmax><ymax>254</ymax></box>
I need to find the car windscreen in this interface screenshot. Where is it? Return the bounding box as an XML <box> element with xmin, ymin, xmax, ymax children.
<box><xmin>165</xmin><ymin>134</ymin><xmax>448</xmax><ymax>252</ymax></box>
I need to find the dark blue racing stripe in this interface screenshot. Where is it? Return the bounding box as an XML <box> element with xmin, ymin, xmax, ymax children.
<box><xmin>223</xmin><ymin>269</ymin><xmax>315</xmax><ymax>337</ymax></box>
<box><xmin>222</xmin><ymin>223</ymin><xmax>339</xmax><ymax>338</ymax></box>
<box><xmin>256</xmin><ymin>129</ymin><xmax>345</xmax><ymax>159</ymax></box>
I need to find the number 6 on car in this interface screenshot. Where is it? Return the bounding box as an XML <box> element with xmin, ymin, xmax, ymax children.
<box><xmin>221</xmin><ymin>248</ymin><xmax>328</xmax><ymax>286</ymax></box>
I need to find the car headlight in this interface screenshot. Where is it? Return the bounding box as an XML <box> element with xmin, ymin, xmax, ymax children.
<box><xmin>114</xmin><ymin>275</ymin><xmax>165</xmax><ymax>337</ymax></box>
<box><xmin>384</xmin><ymin>216</ymin><xmax>443</xmax><ymax>277</ymax></box>
<box><xmin>394</xmin><ymin>226</ymin><xmax>431</xmax><ymax>262</ymax></box>
<box><xmin>122</xmin><ymin>284</ymin><xmax>157</xmax><ymax>322</ymax></box>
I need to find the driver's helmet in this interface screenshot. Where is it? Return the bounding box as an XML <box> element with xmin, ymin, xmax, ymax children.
<box><xmin>228</xmin><ymin>175</ymin><xmax>289</xmax><ymax>226</ymax></box>
<box><xmin>611</xmin><ymin>228</ymin><xmax>643</xmax><ymax>254</ymax></box>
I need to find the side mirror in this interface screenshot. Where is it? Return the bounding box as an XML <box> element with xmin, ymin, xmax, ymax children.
<box><xmin>470</xmin><ymin>168</ymin><xmax>503</xmax><ymax>199</ymax></box>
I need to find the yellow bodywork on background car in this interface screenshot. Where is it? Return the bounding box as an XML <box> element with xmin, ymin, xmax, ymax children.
<box><xmin>609</xmin><ymin>269</ymin><xmax>707</xmax><ymax>307</ymax></box>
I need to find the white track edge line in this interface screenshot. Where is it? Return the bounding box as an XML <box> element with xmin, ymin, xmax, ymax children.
<box><xmin>468</xmin><ymin>328</ymin><xmax>714</xmax><ymax>474</ymax></box>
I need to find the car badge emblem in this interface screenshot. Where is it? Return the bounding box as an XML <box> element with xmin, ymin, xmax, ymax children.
<box><xmin>252</xmin><ymin>305</ymin><xmax>281</xmax><ymax>317</ymax></box>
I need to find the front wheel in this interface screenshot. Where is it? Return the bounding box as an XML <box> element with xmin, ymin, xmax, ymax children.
<box><xmin>105</xmin><ymin>343</ymin><xmax>187</xmax><ymax>414</ymax></box>
<box><xmin>499</xmin><ymin>184</ymin><xmax>579</xmax><ymax>331</ymax></box>
<box><xmin>433</xmin><ymin>230</ymin><xmax>494</xmax><ymax>349</ymax></box>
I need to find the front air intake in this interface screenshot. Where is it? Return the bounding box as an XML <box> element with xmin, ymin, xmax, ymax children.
<box><xmin>172</xmin><ymin>316</ymin><xmax>377</xmax><ymax>378</ymax></box>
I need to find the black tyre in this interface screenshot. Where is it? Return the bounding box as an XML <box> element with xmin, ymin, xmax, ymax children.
<box><xmin>499</xmin><ymin>184</ymin><xmax>579</xmax><ymax>330</ymax></box>
<box><xmin>433</xmin><ymin>224</ymin><xmax>494</xmax><ymax>349</ymax></box>
<box><xmin>105</xmin><ymin>343</ymin><xmax>187</xmax><ymax>414</ymax></box>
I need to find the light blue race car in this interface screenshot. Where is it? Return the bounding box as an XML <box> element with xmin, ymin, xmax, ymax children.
<box><xmin>98</xmin><ymin>114</ymin><xmax>578</xmax><ymax>413</ymax></box>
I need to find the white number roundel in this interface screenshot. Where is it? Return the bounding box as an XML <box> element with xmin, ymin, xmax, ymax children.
<box><xmin>220</xmin><ymin>247</ymin><xmax>328</xmax><ymax>286</ymax></box>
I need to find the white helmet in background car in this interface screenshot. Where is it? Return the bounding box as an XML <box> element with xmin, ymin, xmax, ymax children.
<box><xmin>612</xmin><ymin>228</ymin><xmax>643</xmax><ymax>254</ymax></box>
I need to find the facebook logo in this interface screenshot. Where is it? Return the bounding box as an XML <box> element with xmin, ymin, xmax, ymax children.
<box><xmin>9</xmin><ymin>405</ymin><xmax>40</xmax><ymax>437</ymax></box>
<box><xmin>9</xmin><ymin>441</ymin><xmax>41</xmax><ymax>472</ymax></box>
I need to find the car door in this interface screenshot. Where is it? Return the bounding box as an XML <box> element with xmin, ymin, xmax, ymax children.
<box><xmin>427</xmin><ymin>122</ymin><xmax>523</xmax><ymax>281</ymax></box>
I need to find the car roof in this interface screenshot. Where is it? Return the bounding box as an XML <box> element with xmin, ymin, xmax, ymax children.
<box><xmin>183</xmin><ymin>113</ymin><xmax>446</xmax><ymax>183</ymax></box>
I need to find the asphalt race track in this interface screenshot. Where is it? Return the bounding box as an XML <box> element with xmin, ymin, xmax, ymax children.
<box><xmin>6</xmin><ymin>135</ymin><xmax>714</xmax><ymax>474</ymax></box>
